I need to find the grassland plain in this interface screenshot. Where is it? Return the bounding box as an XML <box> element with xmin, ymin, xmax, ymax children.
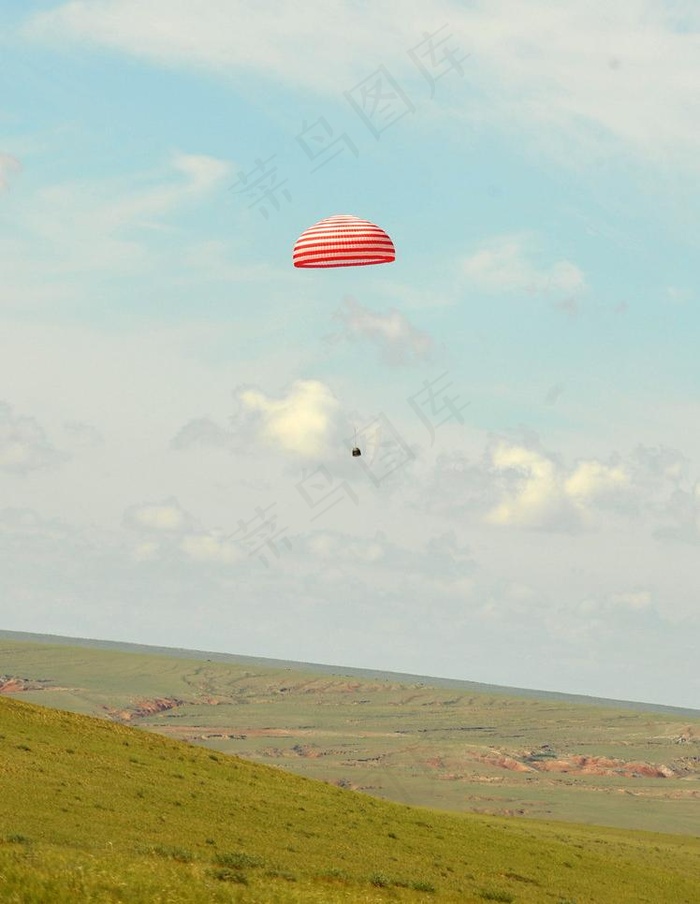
<box><xmin>1</xmin><ymin>635</ymin><xmax>698</xmax><ymax>837</ymax></box>
<box><xmin>1</xmin><ymin>696</ymin><xmax>699</xmax><ymax>904</ymax></box>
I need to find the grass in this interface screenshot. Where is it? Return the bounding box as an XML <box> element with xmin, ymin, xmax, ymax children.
<box><xmin>1</xmin><ymin>637</ymin><xmax>698</xmax><ymax>835</ymax></box>
<box><xmin>0</xmin><ymin>696</ymin><xmax>699</xmax><ymax>903</ymax></box>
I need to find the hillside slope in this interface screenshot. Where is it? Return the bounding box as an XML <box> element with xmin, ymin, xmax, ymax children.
<box><xmin>2</xmin><ymin>636</ymin><xmax>698</xmax><ymax>836</ymax></box>
<box><xmin>1</xmin><ymin>696</ymin><xmax>699</xmax><ymax>903</ymax></box>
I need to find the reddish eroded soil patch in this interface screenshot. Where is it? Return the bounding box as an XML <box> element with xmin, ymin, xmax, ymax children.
<box><xmin>0</xmin><ymin>675</ymin><xmax>52</xmax><ymax>694</ymax></box>
<box><xmin>673</xmin><ymin>725</ymin><xmax>698</xmax><ymax>744</ymax></box>
<box><xmin>257</xmin><ymin>743</ymin><xmax>346</xmax><ymax>759</ymax></box>
<box><xmin>103</xmin><ymin>697</ymin><xmax>184</xmax><ymax>722</ymax></box>
<box><xmin>534</xmin><ymin>756</ymin><xmax>676</xmax><ymax>778</ymax></box>
<box><xmin>480</xmin><ymin>754</ymin><xmax>534</xmax><ymax>773</ymax></box>
<box><xmin>477</xmin><ymin>749</ymin><xmax>697</xmax><ymax>779</ymax></box>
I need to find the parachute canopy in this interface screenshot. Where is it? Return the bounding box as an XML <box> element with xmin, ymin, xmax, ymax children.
<box><xmin>293</xmin><ymin>215</ymin><xmax>395</xmax><ymax>268</ymax></box>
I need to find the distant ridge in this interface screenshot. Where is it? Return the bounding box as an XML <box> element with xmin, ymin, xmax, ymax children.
<box><xmin>1</xmin><ymin>628</ymin><xmax>697</xmax><ymax>718</ymax></box>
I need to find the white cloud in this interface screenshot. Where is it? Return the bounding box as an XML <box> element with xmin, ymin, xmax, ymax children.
<box><xmin>564</xmin><ymin>459</ymin><xmax>629</xmax><ymax>501</ymax></box>
<box><xmin>62</xmin><ymin>420</ymin><xmax>105</xmax><ymax>447</ymax></box>
<box><xmin>573</xmin><ymin>588</ymin><xmax>654</xmax><ymax>630</ymax></box>
<box><xmin>417</xmin><ymin>435</ymin><xmax>700</xmax><ymax>539</ymax></box>
<box><xmin>133</xmin><ymin>540</ymin><xmax>160</xmax><ymax>561</ymax></box>
<box><xmin>0</xmin><ymin>401</ymin><xmax>66</xmax><ymax>475</ymax></box>
<box><xmin>123</xmin><ymin>502</ymin><xmax>245</xmax><ymax>565</ymax></box>
<box><xmin>487</xmin><ymin>442</ymin><xmax>579</xmax><ymax>529</ymax></box>
<box><xmin>233</xmin><ymin>379</ymin><xmax>341</xmax><ymax>458</ymax></box>
<box><xmin>96</xmin><ymin>152</ymin><xmax>228</xmax><ymax>232</ymax></box>
<box><xmin>24</xmin><ymin>0</ymin><xmax>439</xmax><ymax>95</ymax></box>
<box><xmin>293</xmin><ymin>528</ymin><xmax>476</xmax><ymax>607</ymax></box>
<box><xmin>462</xmin><ymin>234</ymin><xmax>586</xmax><ymax>297</ymax></box>
<box><xmin>0</xmin><ymin>154</ymin><xmax>21</xmax><ymax>190</ymax></box>
<box><xmin>123</xmin><ymin>497</ymin><xmax>195</xmax><ymax>533</ymax></box>
<box><xmin>487</xmin><ymin>443</ymin><xmax>632</xmax><ymax>529</ymax></box>
<box><xmin>325</xmin><ymin>297</ymin><xmax>435</xmax><ymax>365</ymax></box>
<box><xmin>171</xmin><ymin>153</ymin><xmax>230</xmax><ymax>192</ymax></box>
<box><xmin>654</xmin><ymin>482</ymin><xmax>700</xmax><ymax>545</ymax></box>
<box><xmin>78</xmin><ymin>152</ymin><xmax>225</xmax><ymax>229</ymax></box>
<box><xmin>5</xmin><ymin>152</ymin><xmax>232</xmax><ymax>291</ymax></box>
<box><xmin>306</xmin><ymin>530</ymin><xmax>387</xmax><ymax>565</ymax></box>
<box><xmin>460</xmin><ymin>1</ymin><xmax>700</xmax><ymax>172</ymax></box>
<box><xmin>634</xmin><ymin>445</ymin><xmax>688</xmax><ymax>485</ymax></box>
<box><xmin>180</xmin><ymin>531</ymin><xmax>242</xmax><ymax>564</ymax></box>
<box><xmin>123</xmin><ymin>502</ymin><xmax>244</xmax><ymax>565</ymax></box>
<box><xmin>608</xmin><ymin>589</ymin><xmax>652</xmax><ymax>610</ymax></box>
<box><xmin>25</xmin><ymin>1</ymin><xmax>700</xmax><ymax>171</ymax></box>
<box><xmin>170</xmin><ymin>417</ymin><xmax>232</xmax><ymax>451</ymax></box>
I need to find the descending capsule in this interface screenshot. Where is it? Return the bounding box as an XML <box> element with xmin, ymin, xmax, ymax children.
<box><xmin>293</xmin><ymin>214</ymin><xmax>395</xmax><ymax>268</ymax></box>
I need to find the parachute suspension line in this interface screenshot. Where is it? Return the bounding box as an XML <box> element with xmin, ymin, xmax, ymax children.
<box><xmin>351</xmin><ymin>425</ymin><xmax>361</xmax><ymax>457</ymax></box>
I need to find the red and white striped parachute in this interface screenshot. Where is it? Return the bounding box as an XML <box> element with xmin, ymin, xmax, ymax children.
<box><xmin>293</xmin><ymin>214</ymin><xmax>395</xmax><ymax>268</ymax></box>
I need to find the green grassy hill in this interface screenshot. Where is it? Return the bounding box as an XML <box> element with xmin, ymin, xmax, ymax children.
<box><xmin>1</xmin><ymin>696</ymin><xmax>699</xmax><ymax>903</ymax></box>
<box><xmin>1</xmin><ymin>635</ymin><xmax>698</xmax><ymax>836</ymax></box>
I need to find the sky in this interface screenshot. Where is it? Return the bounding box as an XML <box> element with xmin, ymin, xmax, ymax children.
<box><xmin>1</xmin><ymin>1</ymin><xmax>699</xmax><ymax>709</ymax></box>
